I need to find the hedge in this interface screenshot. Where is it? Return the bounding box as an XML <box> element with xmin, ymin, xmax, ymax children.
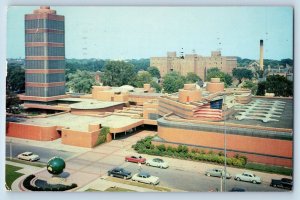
<box><xmin>23</xmin><ymin>174</ymin><xmax>78</xmax><ymax>191</ymax></box>
<box><xmin>132</xmin><ymin>136</ymin><xmax>247</xmax><ymax>167</ymax></box>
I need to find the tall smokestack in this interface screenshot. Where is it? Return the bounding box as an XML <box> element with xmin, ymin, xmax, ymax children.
<box><xmin>259</xmin><ymin>40</ymin><xmax>264</xmax><ymax>71</ymax></box>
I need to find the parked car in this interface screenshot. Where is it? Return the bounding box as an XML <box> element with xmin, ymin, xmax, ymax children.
<box><xmin>234</xmin><ymin>172</ymin><xmax>261</xmax><ymax>184</ymax></box>
<box><xmin>146</xmin><ymin>158</ymin><xmax>169</xmax><ymax>169</ymax></box>
<box><xmin>132</xmin><ymin>172</ymin><xmax>160</xmax><ymax>185</ymax></box>
<box><xmin>125</xmin><ymin>155</ymin><xmax>146</xmax><ymax>164</ymax></box>
<box><xmin>17</xmin><ymin>152</ymin><xmax>40</xmax><ymax>162</ymax></box>
<box><xmin>229</xmin><ymin>187</ymin><xmax>246</xmax><ymax>192</ymax></box>
<box><xmin>205</xmin><ymin>168</ymin><xmax>231</xmax><ymax>179</ymax></box>
<box><xmin>270</xmin><ymin>178</ymin><xmax>293</xmax><ymax>190</ymax></box>
<box><xmin>107</xmin><ymin>167</ymin><xmax>132</xmax><ymax>179</ymax></box>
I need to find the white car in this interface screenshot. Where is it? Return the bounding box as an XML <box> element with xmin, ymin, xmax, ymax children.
<box><xmin>17</xmin><ymin>152</ymin><xmax>40</xmax><ymax>162</ymax></box>
<box><xmin>146</xmin><ymin>158</ymin><xmax>169</xmax><ymax>169</ymax></box>
<box><xmin>132</xmin><ymin>172</ymin><xmax>160</xmax><ymax>185</ymax></box>
<box><xmin>234</xmin><ymin>172</ymin><xmax>261</xmax><ymax>184</ymax></box>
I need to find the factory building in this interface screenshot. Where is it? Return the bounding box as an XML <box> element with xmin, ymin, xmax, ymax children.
<box><xmin>150</xmin><ymin>51</ymin><xmax>237</xmax><ymax>80</ymax></box>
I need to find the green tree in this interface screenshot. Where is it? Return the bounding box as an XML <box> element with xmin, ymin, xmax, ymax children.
<box><xmin>147</xmin><ymin>66</ymin><xmax>161</xmax><ymax>78</ymax></box>
<box><xmin>242</xmin><ymin>80</ymin><xmax>258</xmax><ymax>94</ymax></box>
<box><xmin>232</xmin><ymin>68</ymin><xmax>253</xmax><ymax>84</ymax></box>
<box><xmin>6</xmin><ymin>64</ymin><xmax>25</xmax><ymax>93</ymax></box>
<box><xmin>102</xmin><ymin>61</ymin><xmax>136</xmax><ymax>86</ymax></box>
<box><xmin>150</xmin><ymin>81</ymin><xmax>162</xmax><ymax>92</ymax></box>
<box><xmin>162</xmin><ymin>72</ymin><xmax>186</xmax><ymax>93</ymax></box>
<box><xmin>66</xmin><ymin>70</ymin><xmax>95</xmax><ymax>93</ymax></box>
<box><xmin>265</xmin><ymin>75</ymin><xmax>293</xmax><ymax>97</ymax></box>
<box><xmin>206</xmin><ymin>67</ymin><xmax>232</xmax><ymax>87</ymax></box>
<box><xmin>134</xmin><ymin>71</ymin><xmax>153</xmax><ymax>88</ymax></box>
<box><xmin>6</xmin><ymin>90</ymin><xmax>22</xmax><ymax>114</ymax></box>
<box><xmin>256</xmin><ymin>81</ymin><xmax>266</xmax><ymax>96</ymax></box>
<box><xmin>185</xmin><ymin>72</ymin><xmax>201</xmax><ymax>83</ymax></box>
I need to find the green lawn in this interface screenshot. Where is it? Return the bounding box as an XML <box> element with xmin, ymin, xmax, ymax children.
<box><xmin>245</xmin><ymin>163</ymin><xmax>293</xmax><ymax>176</ymax></box>
<box><xmin>105</xmin><ymin>187</ymin><xmax>135</xmax><ymax>192</ymax></box>
<box><xmin>106</xmin><ymin>177</ymin><xmax>171</xmax><ymax>192</ymax></box>
<box><xmin>5</xmin><ymin>164</ymin><xmax>24</xmax><ymax>190</ymax></box>
<box><xmin>6</xmin><ymin>158</ymin><xmax>46</xmax><ymax>168</ymax></box>
<box><xmin>85</xmin><ymin>188</ymin><xmax>101</xmax><ymax>192</ymax></box>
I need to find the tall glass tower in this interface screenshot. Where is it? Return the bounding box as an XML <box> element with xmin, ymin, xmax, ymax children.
<box><xmin>21</xmin><ymin>6</ymin><xmax>67</xmax><ymax>108</ymax></box>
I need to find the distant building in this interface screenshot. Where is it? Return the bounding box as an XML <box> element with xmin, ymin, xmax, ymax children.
<box><xmin>20</xmin><ymin>6</ymin><xmax>68</xmax><ymax>108</ymax></box>
<box><xmin>267</xmin><ymin>64</ymin><xmax>294</xmax><ymax>81</ymax></box>
<box><xmin>150</xmin><ymin>51</ymin><xmax>237</xmax><ymax>80</ymax></box>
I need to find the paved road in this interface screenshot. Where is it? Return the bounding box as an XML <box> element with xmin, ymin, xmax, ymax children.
<box><xmin>5</xmin><ymin>142</ymin><xmax>74</xmax><ymax>163</ymax></box>
<box><xmin>121</xmin><ymin>162</ymin><xmax>288</xmax><ymax>192</ymax></box>
<box><xmin>7</xmin><ymin>131</ymin><xmax>291</xmax><ymax>192</ymax></box>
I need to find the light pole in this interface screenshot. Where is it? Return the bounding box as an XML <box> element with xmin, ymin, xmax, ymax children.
<box><xmin>223</xmin><ymin>95</ymin><xmax>227</xmax><ymax>192</ymax></box>
<box><xmin>10</xmin><ymin>139</ymin><xmax>12</xmax><ymax>160</ymax></box>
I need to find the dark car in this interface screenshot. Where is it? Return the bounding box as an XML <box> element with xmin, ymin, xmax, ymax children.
<box><xmin>270</xmin><ymin>178</ymin><xmax>293</xmax><ymax>190</ymax></box>
<box><xmin>125</xmin><ymin>155</ymin><xmax>146</xmax><ymax>164</ymax></box>
<box><xmin>229</xmin><ymin>187</ymin><xmax>246</xmax><ymax>192</ymax></box>
<box><xmin>107</xmin><ymin>167</ymin><xmax>132</xmax><ymax>179</ymax></box>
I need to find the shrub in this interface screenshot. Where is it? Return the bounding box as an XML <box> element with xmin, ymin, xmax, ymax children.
<box><xmin>22</xmin><ymin>175</ymin><xmax>77</xmax><ymax>191</ymax></box>
<box><xmin>232</xmin><ymin>158</ymin><xmax>243</xmax><ymax>167</ymax></box>
<box><xmin>218</xmin><ymin>151</ymin><xmax>224</xmax><ymax>156</ymax></box>
<box><xmin>208</xmin><ymin>150</ymin><xmax>214</xmax><ymax>155</ymax></box>
<box><xmin>157</xmin><ymin>144</ymin><xmax>166</xmax><ymax>151</ymax></box>
<box><xmin>131</xmin><ymin>136</ymin><xmax>249</xmax><ymax>168</ymax></box>
<box><xmin>167</xmin><ymin>146</ymin><xmax>176</xmax><ymax>153</ymax></box>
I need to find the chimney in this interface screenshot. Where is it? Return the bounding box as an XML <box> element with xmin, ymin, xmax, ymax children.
<box><xmin>259</xmin><ymin>40</ymin><xmax>264</xmax><ymax>71</ymax></box>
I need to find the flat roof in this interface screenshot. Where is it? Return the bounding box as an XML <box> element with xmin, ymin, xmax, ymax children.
<box><xmin>70</xmin><ymin>101</ymin><xmax>123</xmax><ymax>109</ymax></box>
<box><xmin>17</xmin><ymin>113</ymin><xmax>143</xmax><ymax>132</ymax></box>
<box><xmin>58</xmin><ymin>98</ymin><xmax>124</xmax><ymax>109</ymax></box>
<box><xmin>229</xmin><ymin>98</ymin><xmax>293</xmax><ymax>129</ymax></box>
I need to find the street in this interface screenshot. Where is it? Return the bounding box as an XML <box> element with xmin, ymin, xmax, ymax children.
<box><xmin>6</xmin><ymin>131</ymin><xmax>292</xmax><ymax>192</ymax></box>
<box><xmin>5</xmin><ymin>142</ymin><xmax>74</xmax><ymax>163</ymax></box>
<box><xmin>120</xmin><ymin>162</ymin><xmax>287</xmax><ymax>192</ymax></box>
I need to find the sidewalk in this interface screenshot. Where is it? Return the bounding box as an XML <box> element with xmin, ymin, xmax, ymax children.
<box><xmin>6</xmin><ymin>137</ymin><xmax>90</xmax><ymax>153</ymax></box>
<box><xmin>77</xmin><ymin>177</ymin><xmax>164</xmax><ymax>192</ymax></box>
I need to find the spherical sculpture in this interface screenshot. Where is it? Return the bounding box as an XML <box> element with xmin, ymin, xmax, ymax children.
<box><xmin>47</xmin><ymin>157</ymin><xmax>66</xmax><ymax>175</ymax></box>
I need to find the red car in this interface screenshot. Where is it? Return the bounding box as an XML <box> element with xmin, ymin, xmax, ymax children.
<box><xmin>125</xmin><ymin>155</ymin><xmax>146</xmax><ymax>164</ymax></box>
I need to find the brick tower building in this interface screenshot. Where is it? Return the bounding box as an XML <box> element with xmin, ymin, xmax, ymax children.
<box><xmin>20</xmin><ymin>6</ymin><xmax>67</xmax><ymax>108</ymax></box>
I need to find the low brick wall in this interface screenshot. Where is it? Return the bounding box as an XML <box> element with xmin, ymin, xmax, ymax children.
<box><xmin>6</xmin><ymin>122</ymin><xmax>60</xmax><ymax>141</ymax></box>
<box><xmin>152</xmin><ymin>140</ymin><xmax>292</xmax><ymax>167</ymax></box>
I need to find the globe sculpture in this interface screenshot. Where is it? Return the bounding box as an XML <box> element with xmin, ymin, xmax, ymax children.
<box><xmin>47</xmin><ymin>157</ymin><xmax>66</xmax><ymax>175</ymax></box>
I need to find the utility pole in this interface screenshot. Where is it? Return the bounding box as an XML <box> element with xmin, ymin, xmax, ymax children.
<box><xmin>223</xmin><ymin>94</ymin><xmax>227</xmax><ymax>192</ymax></box>
<box><xmin>220</xmin><ymin>176</ymin><xmax>223</xmax><ymax>192</ymax></box>
<box><xmin>10</xmin><ymin>139</ymin><xmax>12</xmax><ymax>160</ymax></box>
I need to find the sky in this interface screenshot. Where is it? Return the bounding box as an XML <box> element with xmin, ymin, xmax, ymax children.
<box><xmin>6</xmin><ymin>6</ymin><xmax>293</xmax><ymax>60</ymax></box>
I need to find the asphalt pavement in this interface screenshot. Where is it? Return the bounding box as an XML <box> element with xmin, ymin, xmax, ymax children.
<box><xmin>5</xmin><ymin>142</ymin><xmax>74</xmax><ymax>163</ymax></box>
<box><xmin>121</xmin><ymin>162</ymin><xmax>288</xmax><ymax>192</ymax></box>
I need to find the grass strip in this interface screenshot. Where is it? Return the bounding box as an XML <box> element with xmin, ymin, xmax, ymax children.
<box><xmin>245</xmin><ymin>162</ymin><xmax>293</xmax><ymax>176</ymax></box>
<box><xmin>105</xmin><ymin>187</ymin><xmax>135</xmax><ymax>192</ymax></box>
<box><xmin>5</xmin><ymin>164</ymin><xmax>24</xmax><ymax>190</ymax></box>
<box><xmin>106</xmin><ymin>177</ymin><xmax>171</xmax><ymax>192</ymax></box>
<box><xmin>6</xmin><ymin>158</ymin><xmax>46</xmax><ymax>168</ymax></box>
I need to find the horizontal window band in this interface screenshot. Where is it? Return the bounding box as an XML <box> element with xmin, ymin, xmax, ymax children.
<box><xmin>26</xmin><ymin>69</ymin><xmax>65</xmax><ymax>74</ymax></box>
<box><xmin>26</xmin><ymin>29</ymin><xmax>64</xmax><ymax>34</ymax></box>
<box><xmin>25</xmin><ymin>42</ymin><xmax>64</xmax><ymax>47</ymax></box>
<box><xmin>26</xmin><ymin>56</ymin><xmax>64</xmax><ymax>60</ymax></box>
<box><xmin>26</xmin><ymin>82</ymin><xmax>65</xmax><ymax>87</ymax></box>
